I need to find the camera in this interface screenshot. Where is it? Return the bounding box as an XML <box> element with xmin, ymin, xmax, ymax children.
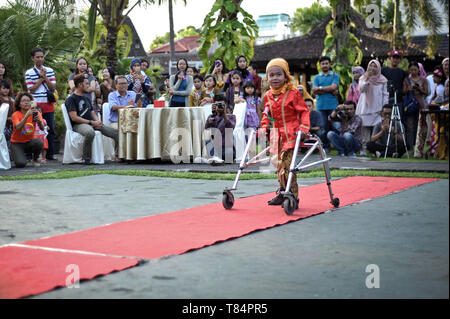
<box><xmin>336</xmin><ymin>109</ymin><xmax>348</xmax><ymax>121</ymax></box>
<box><xmin>387</xmin><ymin>81</ymin><xmax>396</xmax><ymax>94</ymax></box>
<box><xmin>211</xmin><ymin>102</ymin><xmax>225</xmax><ymax>116</ymax></box>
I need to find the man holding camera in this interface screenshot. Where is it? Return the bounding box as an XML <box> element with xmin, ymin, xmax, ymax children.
<box><xmin>327</xmin><ymin>101</ymin><xmax>362</xmax><ymax>157</ymax></box>
<box><xmin>367</xmin><ymin>104</ymin><xmax>406</xmax><ymax>158</ymax></box>
<box><xmin>204</xmin><ymin>95</ymin><xmax>236</xmax><ymax>163</ymax></box>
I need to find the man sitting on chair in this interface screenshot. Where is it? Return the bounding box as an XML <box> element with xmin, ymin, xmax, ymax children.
<box><xmin>65</xmin><ymin>74</ymin><xmax>119</xmax><ymax>165</ymax></box>
<box><xmin>108</xmin><ymin>75</ymin><xmax>142</xmax><ymax>129</ymax></box>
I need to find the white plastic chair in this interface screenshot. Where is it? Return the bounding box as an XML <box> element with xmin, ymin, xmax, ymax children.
<box><xmin>232</xmin><ymin>102</ymin><xmax>248</xmax><ymax>161</ymax></box>
<box><xmin>0</xmin><ymin>103</ymin><xmax>11</xmax><ymax>170</ymax></box>
<box><xmin>202</xmin><ymin>103</ymin><xmax>213</xmax><ymax>121</ymax></box>
<box><xmin>102</xmin><ymin>103</ymin><xmax>116</xmax><ymax>161</ymax></box>
<box><xmin>61</xmin><ymin>104</ymin><xmax>104</xmax><ymax>164</ymax></box>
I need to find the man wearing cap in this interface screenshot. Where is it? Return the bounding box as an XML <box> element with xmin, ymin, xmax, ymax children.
<box><xmin>381</xmin><ymin>50</ymin><xmax>408</xmax><ymax>104</ymax></box>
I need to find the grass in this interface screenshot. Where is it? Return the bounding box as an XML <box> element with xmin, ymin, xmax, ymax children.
<box><xmin>0</xmin><ymin>168</ymin><xmax>447</xmax><ymax>181</ymax></box>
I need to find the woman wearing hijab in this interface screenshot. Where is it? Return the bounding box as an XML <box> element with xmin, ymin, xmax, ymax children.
<box><xmin>225</xmin><ymin>55</ymin><xmax>253</xmax><ymax>91</ymax></box>
<box><xmin>126</xmin><ymin>58</ymin><xmax>151</xmax><ymax>107</ymax></box>
<box><xmin>260</xmin><ymin>58</ymin><xmax>310</xmax><ymax>210</ymax></box>
<box><xmin>356</xmin><ymin>60</ymin><xmax>389</xmax><ymax>156</ymax></box>
<box><xmin>297</xmin><ymin>84</ymin><xmax>313</xmax><ymax>101</ymax></box>
<box><xmin>347</xmin><ymin>66</ymin><xmax>365</xmax><ymax>105</ymax></box>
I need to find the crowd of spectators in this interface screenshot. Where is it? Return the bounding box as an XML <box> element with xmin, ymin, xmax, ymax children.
<box><xmin>1</xmin><ymin>47</ymin><xmax>448</xmax><ymax>169</ymax></box>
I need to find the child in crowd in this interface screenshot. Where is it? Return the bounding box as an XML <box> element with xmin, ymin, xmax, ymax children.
<box><xmin>0</xmin><ymin>79</ymin><xmax>14</xmax><ymax>156</ymax></box>
<box><xmin>158</xmin><ymin>84</ymin><xmax>168</xmax><ymax>101</ymax></box>
<box><xmin>190</xmin><ymin>75</ymin><xmax>204</xmax><ymax>107</ymax></box>
<box><xmin>200</xmin><ymin>75</ymin><xmax>220</xmax><ymax>106</ymax></box>
<box><xmin>242</xmin><ymin>80</ymin><xmax>261</xmax><ymax>130</ymax></box>
<box><xmin>261</xmin><ymin>58</ymin><xmax>310</xmax><ymax>210</ymax></box>
<box><xmin>225</xmin><ymin>70</ymin><xmax>245</xmax><ymax>111</ymax></box>
<box><xmin>186</xmin><ymin>66</ymin><xmax>199</xmax><ymax>77</ymax></box>
<box><xmin>33</xmin><ymin>106</ymin><xmax>49</xmax><ymax>163</ymax></box>
<box><xmin>304</xmin><ymin>98</ymin><xmax>324</xmax><ymax>140</ymax></box>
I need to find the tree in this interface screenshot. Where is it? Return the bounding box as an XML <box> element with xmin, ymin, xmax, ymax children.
<box><xmin>380</xmin><ymin>0</ymin><xmax>406</xmax><ymax>50</ymax></box>
<box><xmin>150</xmin><ymin>32</ymin><xmax>171</xmax><ymax>50</ymax></box>
<box><xmin>322</xmin><ymin>0</ymin><xmax>362</xmax><ymax>99</ymax></box>
<box><xmin>354</xmin><ymin>0</ymin><xmax>448</xmax><ymax>57</ymax></box>
<box><xmin>0</xmin><ymin>0</ymin><xmax>83</xmax><ymax>92</ymax></box>
<box><xmin>85</xmin><ymin>0</ymin><xmax>186</xmax><ymax>73</ymax></box>
<box><xmin>292</xmin><ymin>1</ymin><xmax>331</xmax><ymax>35</ymax></box>
<box><xmin>198</xmin><ymin>0</ymin><xmax>259</xmax><ymax>73</ymax></box>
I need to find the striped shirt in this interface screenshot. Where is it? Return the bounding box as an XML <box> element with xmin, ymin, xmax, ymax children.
<box><xmin>25</xmin><ymin>66</ymin><xmax>56</xmax><ymax>103</ymax></box>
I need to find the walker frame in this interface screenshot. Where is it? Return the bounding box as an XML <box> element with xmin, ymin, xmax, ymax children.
<box><xmin>222</xmin><ymin>130</ymin><xmax>340</xmax><ymax>215</ymax></box>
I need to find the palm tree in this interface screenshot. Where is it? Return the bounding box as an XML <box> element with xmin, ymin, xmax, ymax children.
<box><xmin>0</xmin><ymin>1</ymin><xmax>83</xmax><ymax>91</ymax></box>
<box><xmin>87</xmin><ymin>0</ymin><xmax>187</xmax><ymax>74</ymax></box>
<box><xmin>24</xmin><ymin>0</ymin><xmax>186</xmax><ymax>73</ymax></box>
<box><xmin>355</xmin><ymin>0</ymin><xmax>448</xmax><ymax>56</ymax></box>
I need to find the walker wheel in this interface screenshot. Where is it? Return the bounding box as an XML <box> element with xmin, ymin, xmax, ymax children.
<box><xmin>332</xmin><ymin>197</ymin><xmax>340</xmax><ymax>208</ymax></box>
<box><xmin>222</xmin><ymin>191</ymin><xmax>234</xmax><ymax>210</ymax></box>
<box><xmin>283</xmin><ymin>197</ymin><xmax>295</xmax><ymax>216</ymax></box>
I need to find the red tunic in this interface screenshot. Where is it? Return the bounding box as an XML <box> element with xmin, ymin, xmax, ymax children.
<box><xmin>261</xmin><ymin>89</ymin><xmax>310</xmax><ymax>151</ymax></box>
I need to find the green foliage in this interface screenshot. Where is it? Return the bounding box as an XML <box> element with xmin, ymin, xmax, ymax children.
<box><xmin>198</xmin><ymin>0</ymin><xmax>259</xmax><ymax>73</ymax></box>
<box><xmin>354</xmin><ymin>0</ymin><xmax>446</xmax><ymax>57</ymax></box>
<box><xmin>382</xmin><ymin>57</ymin><xmax>409</xmax><ymax>71</ymax></box>
<box><xmin>150</xmin><ymin>32</ymin><xmax>171</xmax><ymax>50</ymax></box>
<box><xmin>145</xmin><ymin>65</ymin><xmax>165</xmax><ymax>84</ymax></box>
<box><xmin>117</xmin><ymin>57</ymin><xmax>133</xmax><ymax>76</ymax></box>
<box><xmin>54</xmin><ymin>102</ymin><xmax>65</xmax><ymax>139</ymax></box>
<box><xmin>380</xmin><ymin>0</ymin><xmax>406</xmax><ymax>48</ymax></box>
<box><xmin>322</xmin><ymin>9</ymin><xmax>362</xmax><ymax>100</ymax></box>
<box><xmin>176</xmin><ymin>25</ymin><xmax>200</xmax><ymax>39</ymax></box>
<box><xmin>292</xmin><ymin>2</ymin><xmax>331</xmax><ymax>34</ymax></box>
<box><xmin>0</xmin><ymin>1</ymin><xmax>83</xmax><ymax>94</ymax></box>
<box><xmin>1</xmin><ymin>168</ymin><xmax>447</xmax><ymax>182</ymax></box>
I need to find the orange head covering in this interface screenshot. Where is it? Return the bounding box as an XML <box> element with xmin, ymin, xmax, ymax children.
<box><xmin>266</xmin><ymin>58</ymin><xmax>296</xmax><ymax>95</ymax></box>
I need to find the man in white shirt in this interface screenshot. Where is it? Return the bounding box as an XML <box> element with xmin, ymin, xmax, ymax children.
<box><xmin>25</xmin><ymin>48</ymin><xmax>57</xmax><ymax>160</ymax></box>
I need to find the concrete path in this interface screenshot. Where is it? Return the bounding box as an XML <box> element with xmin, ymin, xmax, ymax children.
<box><xmin>1</xmin><ymin>175</ymin><xmax>448</xmax><ymax>299</ymax></box>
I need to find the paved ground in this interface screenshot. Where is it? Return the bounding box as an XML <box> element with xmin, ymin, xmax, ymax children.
<box><xmin>0</xmin><ymin>153</ymin><xmax>448</xmax><ymax>178</ymax></box>
<box><xmin>0</xmin><ymin>175</ymin><xmax>448</xmax><ymax>300</ymax></box>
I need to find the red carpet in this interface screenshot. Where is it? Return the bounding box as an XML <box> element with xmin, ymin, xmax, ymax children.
<box><xmin>0</xmin><ymin>176</ymin><xmax>436</xmax><ymax>298</ymax></box>
<box><xmin>0</xmin><ymin>245</ymin><xmax>139</xmax><ymax>299</ymax></box>
<box><xmin>23</xmin><ymin>176</ymin><xmax>436</xmax><ymax>258</ymax></box>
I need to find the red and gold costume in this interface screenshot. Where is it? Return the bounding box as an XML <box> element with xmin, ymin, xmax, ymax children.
<box><xmin>260</xmin><ymin>58</ymin><xmax>310</xmax><ymax>200</ymax></box>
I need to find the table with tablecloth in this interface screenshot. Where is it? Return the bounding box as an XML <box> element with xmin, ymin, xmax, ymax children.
<box><xmin>118</xmin><ymin>103</ymin><xmax>249</xmax><ymax>161</ymax></box>
<box><xmin>118</xmin><ymin>107</ymin><xmax>208</xmax><ymax>161</ymax></box>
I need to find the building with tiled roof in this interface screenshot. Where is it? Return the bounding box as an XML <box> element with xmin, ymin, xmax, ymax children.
<box><xmin>148</xmin><ymin>36</ymin><xmax>203</xmax><ymax>75</ymax></box>
<box><xmin>149</xmin><ymin>35</ymin><xmax>201</xmax><ymax>54</ymax></box>
<box><xmin>251</xmin><ymin>10</ymin><xmax>448</xmax><ymax>90</ymax></box>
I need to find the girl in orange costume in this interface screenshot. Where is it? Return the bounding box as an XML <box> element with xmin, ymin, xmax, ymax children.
<box><xmin>260</xmin><ymin>58</ymin><xmax>310</xmax><ymax>208</ymax></box>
